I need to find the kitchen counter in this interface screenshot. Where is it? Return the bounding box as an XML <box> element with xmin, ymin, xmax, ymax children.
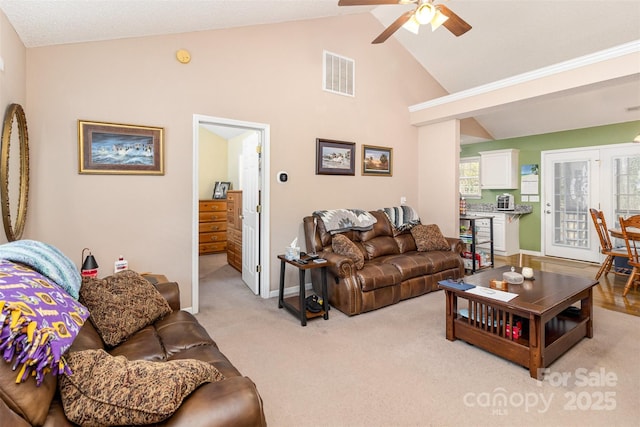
<box><xmin>466</xmin><ymin>203</ymin><xmax>533</xmax><ymax>215</ymax></box>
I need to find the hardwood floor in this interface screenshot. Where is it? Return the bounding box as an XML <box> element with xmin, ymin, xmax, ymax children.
<box><xmin>493</xmin><ymin>254</ymin><xmax>639</xmax><ymax>317</ymax></box>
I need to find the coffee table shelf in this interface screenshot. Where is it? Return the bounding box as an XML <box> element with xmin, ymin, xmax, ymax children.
<box><xmin>440</xmin><ymin>266</ymin><xmax>597</xmax><ymax>379</ymax></box>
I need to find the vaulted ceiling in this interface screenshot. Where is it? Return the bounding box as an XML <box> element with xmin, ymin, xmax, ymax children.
<box><xmin>1</xmin><ymin>0</ymin><xmax>639</xmax><ymax>142</ymax></box>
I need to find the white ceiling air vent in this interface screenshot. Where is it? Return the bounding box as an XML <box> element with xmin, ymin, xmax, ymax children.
<box><xmin>323</xmin><ymin>50</ymin><xmax>354</xmax><ymax>97</ymax></box>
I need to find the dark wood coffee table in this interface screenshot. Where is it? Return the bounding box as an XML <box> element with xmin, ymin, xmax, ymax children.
<box><xmin>438</xmin><ymin>266</ymin><xmax>598</xmax><ymax>379</ymax></box>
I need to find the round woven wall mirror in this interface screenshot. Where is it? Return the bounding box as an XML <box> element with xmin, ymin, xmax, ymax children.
<box><xmin>1</xmin><ymin>103</ymin><xmax>29</xmax><ymax>241</ymax></box>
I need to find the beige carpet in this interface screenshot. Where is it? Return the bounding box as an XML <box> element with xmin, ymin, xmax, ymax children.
<box><xmin>196</xmin><ymin>254</ymin><xmax>639</xmax><ymax>427</ymax></box>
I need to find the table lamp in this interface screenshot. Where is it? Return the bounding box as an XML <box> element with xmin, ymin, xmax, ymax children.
<box><xmin>81</xmin><ymin>248</ymin><xmax>99</xmax><ymax>278</ymax></box>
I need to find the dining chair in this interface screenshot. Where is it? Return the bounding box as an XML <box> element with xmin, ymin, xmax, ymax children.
<box><xmin>618</xmin><ymin>214</ymin><xmax>640</xmax><ymax>297</ymax></box>
<box><xmin>589</xmin><ymin>208</ymin><xmax>629</xmax><ymax>279</ymax></box>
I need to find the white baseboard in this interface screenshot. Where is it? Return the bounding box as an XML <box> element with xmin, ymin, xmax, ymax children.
<box><xmin>269</xmin><ymin>282</ymin><xmax>313</xmax><ymax>299</ymax></box>
<box><xmin>520</xmin><ymin>249</ymin><xmax>543</xmax><ymax>257</ymax></box>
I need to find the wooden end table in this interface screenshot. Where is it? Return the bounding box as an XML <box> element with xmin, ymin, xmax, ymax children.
<box><xmin>438</xmin><ymin>266</ymin><xmax>598</xmax><ymax>379</ymax></box>
<box><xmin>277</xmin><ymin>255</ymin><xmax>330</xmax><ymax>326</ymax></box>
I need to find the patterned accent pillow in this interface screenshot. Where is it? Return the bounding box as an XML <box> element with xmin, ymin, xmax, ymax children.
<box><xmin>79</xmin><ymin>270</ymin><xmax>172</xmax><ymax>347</ymax></box>
<box><xmin>332</xmin><ymin>233</ymin><xmax>365</xmax><ymax>269</ymax></box>
<box><xmin>411</xmin><ymin>224</ymin><xmax>451</xmax><ymax>252</ymax></box>
<box><xmin>59</xmin><ymin>349</ymin><xmax>224</xmax><ymax>426</ymax></box>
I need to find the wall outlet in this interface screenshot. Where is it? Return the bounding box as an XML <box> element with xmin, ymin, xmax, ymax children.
<box><xmin>400</xmin><ymin>196</ymin><xmax>406</xmax><ymax>205</ymax></box>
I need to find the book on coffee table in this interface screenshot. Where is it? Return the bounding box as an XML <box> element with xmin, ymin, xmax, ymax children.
<box><xmin>438</xmin><ymin>279</ymin><xmax>475</xmax><ymax>291</ymax></box>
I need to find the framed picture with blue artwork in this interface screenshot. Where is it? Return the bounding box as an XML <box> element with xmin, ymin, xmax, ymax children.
<box><xmin>78</xmin><ymin>120</ymin><xmax>164</xmax><ymax>175</ymax></box>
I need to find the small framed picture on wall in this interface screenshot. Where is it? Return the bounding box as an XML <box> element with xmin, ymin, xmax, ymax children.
<box><xmin>315</xmin><ymin>138</ymin><xmax>356</xmax><ymax>175</ymax></box>
<box><xmin>362</xmin><ymin>145</ymin><xmax>392</xmax><ymax>176</ymax></box>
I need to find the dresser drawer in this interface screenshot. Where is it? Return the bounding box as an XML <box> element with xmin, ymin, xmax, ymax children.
<box><xmin>226</xmin><ymin>192</ymin><xmax>238</xmax><ymax>203</ymax></box>
<box><xmin>199</xmin><ymin>211</ymin><xmax>227</xmax><ymax>222</ymax></box>
<box><xmin>199</xmin><ymin>222</ymin><xmax>227</xmax><ymax>233</ymax></box>
<box><xmin>199</xmin><ymin>242</ymin><xmax>227</xmax><ymax>254</ymax></box>
<box><xmin>199</xmin><ymin>231</ymin><xmax>227</xmax><ymax>244</ymax></box>
<box><xmin>199</xmin><ymin>200</ymin><xmax>227</xmax><ymax>212</ymax></box>
<box><xmin>228</xmin><ymin>228</ymin><xmax>241</xmax><ymax>244</ymax></box>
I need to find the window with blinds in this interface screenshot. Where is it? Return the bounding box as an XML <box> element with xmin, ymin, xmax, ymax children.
<box><xmin>459</xmin><ymin>157</ymin><xmax>481</xmax><ymax>198</ymax></box>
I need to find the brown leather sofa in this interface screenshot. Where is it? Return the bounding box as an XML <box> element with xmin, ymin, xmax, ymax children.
<box><xmin>304</xmin><ymin>210</ymin><xmax>464</xmax><ymax>316</ymax></box>
<box><xmin>0</xmin><ymin>276</ymin><xmax>266</xmax><ymax>427</ymax></box>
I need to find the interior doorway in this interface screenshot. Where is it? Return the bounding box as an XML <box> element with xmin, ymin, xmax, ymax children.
<box><xmin>192</xmin><ymin>114</ymin><xmax>271</xmax><ymax>313</ymax></box>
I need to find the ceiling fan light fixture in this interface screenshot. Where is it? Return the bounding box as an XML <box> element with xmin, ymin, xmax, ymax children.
<box><xmin>430</xmin><ymin>9</ymin><xmax>449</xmax><ymax>31</ymax></box>
<box><xmin>403</xmin><ymin>15</ymin><xmax>421</xmax><ymax>35</ymax></box>
<box><xmin>415</xmin><ymin>3</ymin><xmax>436</xmax><ymax>25</ymax></box>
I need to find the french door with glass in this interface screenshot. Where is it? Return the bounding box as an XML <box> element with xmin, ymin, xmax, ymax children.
<box><xmin>542</xmin><ymin>143</ymin><xmax>640</xmax><ymax>262</ymax></box>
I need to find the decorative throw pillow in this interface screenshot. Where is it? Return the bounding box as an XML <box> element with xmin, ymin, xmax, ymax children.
<box><xmin>332</xmin><ymin>233</ymin><xmax>365</xmax><ymax>269</ymax></box>
<box><xmin>79</xmin><ymin>270</ymin><xmax>172</xmax><ymax>347</ymax></box>
<box><xmin>59</xmin><ymin>349</ymin><xmax>224</xmax><ymax>426</ymax></box>
<box><xmin>411</xmin><ymin>224</ymin><xmax>451</xmax><ymax>252</ymax></box>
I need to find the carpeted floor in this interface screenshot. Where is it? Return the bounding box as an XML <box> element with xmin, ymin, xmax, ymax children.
<box><xmin>195</xmin><ymin>254</ymin><xmax>639</xmax><ymax>427</ymax></box>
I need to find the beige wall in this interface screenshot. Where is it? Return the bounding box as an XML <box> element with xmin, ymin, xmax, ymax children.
<box><xmin>198</xmin><ymin>128</ymin><xmax>227</xmax><ymax>199</ymax></box>
<box><xmin>16</xmin><ymin>13</ymin><xmax>448</xmax><ymax>306</ymax></box>
<box><xmin>0</xmin><ymin>11</ymin><xmax>26</xmax><ymax>246</ymax></box>
<box><xmin>227</xmin><ymin>132</ymin><xmax>247</xmax><ymax>191</ymax></box>
<box><xmin>417</xmin><ymin>120</ymin><xmax>460</xmax><ymax>237</ymax></box>
<box><xmin>0</xmin><ymin>11</ymin><xmax>25</xmax><ymax>114</ymax></box>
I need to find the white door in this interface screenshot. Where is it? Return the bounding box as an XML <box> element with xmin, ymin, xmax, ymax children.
<box><xmin>542</xmin><ymin>144</ymin><xmax>640</xmax><ymax>262</ymax></box>
<box><xmin>241</xmin><ymin>132</ymin><xmax>260</xmax><ymax>295</ymax></box>
<box><xmin>542</xmin><ymin>149</ymin><xmax>600</xmax><ymax>262</ymax></box>
<box><xmin>598</xmin><ymin>145</ymin><xmax>640</xmax><ymax>246</ymax></box>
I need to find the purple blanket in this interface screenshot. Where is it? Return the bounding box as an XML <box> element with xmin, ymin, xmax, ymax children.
<box><xmin>0</xmin><ymin>260</ymin><xmax>89</xmax><ymax>385</ymax></box>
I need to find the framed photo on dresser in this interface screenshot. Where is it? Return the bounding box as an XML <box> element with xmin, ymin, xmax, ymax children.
<box><xmin>212</xmin><ymin>181</ymin><xmax>231</xmax><ymax>199</ymax></box>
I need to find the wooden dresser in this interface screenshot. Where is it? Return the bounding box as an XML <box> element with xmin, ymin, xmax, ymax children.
<box><xmin>226</xmin><ymin>190</ymin><xmax>242</xmax><ymax>272</ymax></box>
<box><xmin>198</xmin><ymin>200</ymin><xmax>227</xmax><ymax>255</ymax></box>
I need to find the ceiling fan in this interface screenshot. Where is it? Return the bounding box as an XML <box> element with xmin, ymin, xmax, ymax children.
<box><xmin>338</xmin><ymin>0</ymin><xmax>472</xmax><ymax>44</ymax></box>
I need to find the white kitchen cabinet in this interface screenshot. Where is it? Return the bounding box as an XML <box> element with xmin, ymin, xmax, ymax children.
<box><xmin>479</xmin><ymin>149</ymin><xmax>519</xmax><ymax>189</ymax></box>
<box><xmin>468</xmin><ymin>212</ymin><xmax>520</xmax><ymax>256</ymax></box>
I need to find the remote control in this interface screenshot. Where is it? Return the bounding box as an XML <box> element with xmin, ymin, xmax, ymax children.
<box><xmin>295</xmin><ymin>259</ymin><xmax>308</xmax><ymax>264</ymax></box>
<box><xmin>313</xmin><ymin>259</ymin><xmax>327</xmax><ymax>264</ymax></box>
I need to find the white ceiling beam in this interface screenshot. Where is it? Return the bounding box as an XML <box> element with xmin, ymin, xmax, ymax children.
<box><xmin>409</xmin><ymin>41</ymin><xmax>640</xmax><ymax>127</ymax></box>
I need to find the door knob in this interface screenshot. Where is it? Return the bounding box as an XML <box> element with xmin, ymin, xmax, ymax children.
<box><xmin>545</xmin><ymin>210</ymin><xmax>551</xmax><ymax>214</ymax></box>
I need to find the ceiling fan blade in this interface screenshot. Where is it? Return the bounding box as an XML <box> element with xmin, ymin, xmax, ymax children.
<box><xmin>338</xmin><ymin>0</ymin><xmax>411</xmax><ymax>5</ymax></box>
<box><xmin>438</xmin><ymin>4</ymin><xmax>472</xmax><ymax>36</ymax></box>
<box><xmin>372</xmin><ymin>10</ymin><xmax>414</xmax><ymax>44</ymax></box>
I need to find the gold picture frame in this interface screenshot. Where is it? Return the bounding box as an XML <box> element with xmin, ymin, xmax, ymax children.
<box><xmin>78</xmin><ymin>120</ymin><xmax>164</xmax><ymax>175</ymax></box>
<box><xmin>362</xmin><ymin>145</ymin><xmax>392</xmax><ymax>176</ymax></box>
